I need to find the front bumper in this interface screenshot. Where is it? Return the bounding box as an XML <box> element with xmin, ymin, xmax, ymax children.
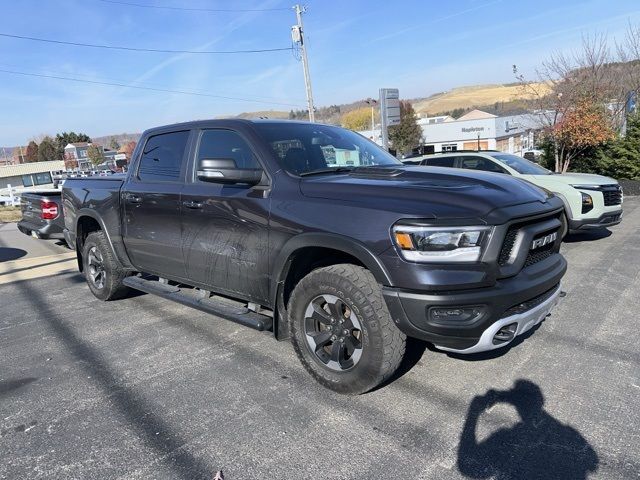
<box><xmin>434</xmin><ymin>285</ymin><xmax>563</xmax><ymax>353</ymax></box>
<box><xmin>382</xmin><ymin>254</ymin><xmax>566</xmax><ymax>353</ymax></box>
<box><xmin>569</xmin><ymin>210</ymin><xmax>622</xmax><ymax>231</ymax></box>
<box><xmin>17</xmin><ymin>219</ymin><xmax>65</xmax><ymax>239</ymax></box>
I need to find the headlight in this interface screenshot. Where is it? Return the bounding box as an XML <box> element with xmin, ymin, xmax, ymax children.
<box><xmin>392</xmin><ymin>225</ymin><xmax>492</xmax><ymax>263</ymax></box>
<box><xmin>580</xmin><ymin>192</ymin><xmax>593</xmax><ymax>214</ymax></box>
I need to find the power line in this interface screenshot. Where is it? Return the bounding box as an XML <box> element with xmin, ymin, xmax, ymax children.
<box><xmin>96</xmin><ymin>0</ymin><xmax>291</xmax><ymax>12</ymax></box>
<box><xmin>0</xmin><ymin>62</ymin><xmax>307</xmax><ymax>104</ymax></box>
<box><xmin>0</xmin><ymin>68</ymin><xmax>306</xmax><ymax>108</ymax></box>
<box><xmin>0</xmin><ymin>32</ymin><xmax>293</xmax><ymax>54</ymax></box>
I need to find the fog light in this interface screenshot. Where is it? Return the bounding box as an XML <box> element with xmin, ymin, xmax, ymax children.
<box><xmin>428</xmin><ymin>305</ymin><xmax>485</xmax><ymax>325</ymax></box>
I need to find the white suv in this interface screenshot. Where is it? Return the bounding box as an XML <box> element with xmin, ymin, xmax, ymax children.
<box><xmin>411</xmin><ymin>152</ymin><xmax>623</xmax><ymax>235</ymax></box>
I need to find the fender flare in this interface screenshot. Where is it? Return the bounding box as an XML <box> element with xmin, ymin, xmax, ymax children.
<box><xmin>270</xmin><ymin>232</ymin><xmax>393</xmax><ymax>305</ymax></box>
<box><xmin>74</xmin><ymin>209</ymin><xmax>133</xmax><ymax>270</ymax></box>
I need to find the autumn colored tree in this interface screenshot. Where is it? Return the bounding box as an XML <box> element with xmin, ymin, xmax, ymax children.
<box><xmin>37</xmin><ymin>136</ymin><xmax>58</xmax><ymax>162</ymax></box>
<box><xmin>87</xmin><ymin>144</ymin><xmax>105</xmax><ymax>166</ymax></box>
<box><xmin>550</xmin><ymin>100</ymin><xmax>615</xmax><ymax>172</ymax></box>
<box><xmin>25</xmin><ymin>141</ymin><xmax>39</xmax><ymax>163</ymax></box>
<box><xmin>120</xmin><ymin>141</ymin><xmax>137</xmax><ymax>160</ymax></box>
<box><xmin>341</xmin><ymin>107</ymin><xmax>377</xmax><ymax>132</ymax></box>
<box><xmin>64</xmin><ymin>152</ymin><xmax>78</xmax><ymax>170</ymax></box>
<box><xmin>388</xmin><ymin>101</ymin><xmax>423</xmax><ymax>155</ymax></box>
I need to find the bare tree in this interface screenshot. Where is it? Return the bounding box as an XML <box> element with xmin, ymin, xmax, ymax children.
<box><xmin>515</xmin><ymin>27</ymin><xmax>640</xmax><ymax>172</ymax></box>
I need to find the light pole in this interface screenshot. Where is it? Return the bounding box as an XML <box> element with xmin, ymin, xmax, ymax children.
<box><xmin>365</xmin><ymin>98</ymin><xmax>377</xmax><ymax>140</ymax></box>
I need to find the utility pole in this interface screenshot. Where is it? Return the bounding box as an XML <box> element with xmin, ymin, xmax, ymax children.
<box><xmin>292</xmin><ymin>4</ymin><xmax>315</xmax><ymax>122</ymax></box>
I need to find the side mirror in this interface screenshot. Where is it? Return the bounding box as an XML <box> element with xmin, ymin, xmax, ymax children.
<box><xmin>197</xmin><ymin>158</ymin><xmax>263</xmax><ymax>185</ymax></box>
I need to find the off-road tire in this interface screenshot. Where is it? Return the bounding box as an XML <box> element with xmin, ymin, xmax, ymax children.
<box><xmin>288</xmin><ymin>264</ymin><xmax>406</xmax><ymax>394</ymax></box>
<box><xmin>83</xmin><ymin>231</ymin><xmax>131</xmax><ymax>301</ymax></box>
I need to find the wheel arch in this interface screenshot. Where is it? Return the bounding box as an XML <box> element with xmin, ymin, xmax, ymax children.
<box><xmin>270</xmin><ymin>233</ymin><xmax>393</xmax><ymax>341</ymax></box>
<box><xmin>74</xmin><ymin>212</ymin><xmax>124</xmax><ymax>272</ymax></box>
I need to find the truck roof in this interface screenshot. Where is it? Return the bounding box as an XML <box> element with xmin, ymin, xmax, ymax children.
<box><xmin>139</xmin><ymin>118</ymin><xmax>336</xmax><ymax>137</ymax></box>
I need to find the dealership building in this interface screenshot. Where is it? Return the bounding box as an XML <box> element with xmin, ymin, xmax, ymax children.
<box><xmin>416</xmin><ymin>109</ymin><xmax>542</xmax><ymax>154</ymax></box>
<box><xmin>360</xmin><ymin>109</ymin><xmax>544</xmax><ymax>155</ymax></box>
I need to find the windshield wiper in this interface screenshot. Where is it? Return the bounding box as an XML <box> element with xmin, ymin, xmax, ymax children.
<box><xmin>299</xmin><ymin>167</ymin><xmax>354</xmax><ymax>177</ymax></box>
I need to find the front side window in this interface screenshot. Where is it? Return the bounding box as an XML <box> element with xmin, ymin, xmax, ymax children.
<box><xmin>138</xmin><ymin>130</ymin><xmax>190</xmax><ymax>182</ymax></box>
<box><xmin>253</xmin><ymin>123</ymin><xmax>400</xmax><ymax>175</ymax></box>
<box><xmin>460</xmin><ymin>156</ymin><xmax>507</xmax><ymax>174</ymax></box>
<box><xmin>489</xmin><ymin>153</ymin><xmax>551</xmax><ymax>175</ymax></box>
<box><xmin>197</xmin><ymin>129</ymin><xmax>259</xmax><ymax>170</ymax></box>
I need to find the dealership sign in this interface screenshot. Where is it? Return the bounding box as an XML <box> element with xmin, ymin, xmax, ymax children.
<box><xmin>379</xmin><ymin>88</ymin><xmax>400</xmax><ymax>149</ymax></box>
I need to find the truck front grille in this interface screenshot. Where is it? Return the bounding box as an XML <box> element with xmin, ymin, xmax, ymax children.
<box><xmin>524</xmin><ymin>242</ymin><xmax>555</xmax><ymax>267</ymax></box>
<box><xmin>498</xmin><ymin>226</ymin><xmax>518</xmax><ymax>266</ymax></box>
<box><xmin>498</xmin><ymin>214</ymin><xmax>561</xmax><ymax>270</ymax></box>
<box><xmin>602</xmin><ymin>185</ymin><xmax>622</xmax><ymax>206</ymax></box>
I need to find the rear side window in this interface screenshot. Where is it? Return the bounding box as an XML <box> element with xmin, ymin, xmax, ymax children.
<box><xmin>138</xmin><ymin>131</ymin><xmax>190</xmax><ymax>182</ymax></box>
<box><xmin>425</xmin><ymin>157</ymin><xmax>455</xmax><ymax>168</ymax></box>
<box><xmin>197</xmin><ymin>129</ymin><xmax>260</xmax><ymax>170</ymax></box>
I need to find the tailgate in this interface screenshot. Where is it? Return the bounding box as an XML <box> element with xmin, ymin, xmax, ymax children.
<box><xmin>20</xmin><ymin>193</ymin><xmax>60</xmax><ymax>227</ymax></box>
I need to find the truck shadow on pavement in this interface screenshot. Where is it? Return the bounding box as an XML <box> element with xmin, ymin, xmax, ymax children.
<box><xmin>13</xmin><ymin>279</ymin><xmax>216</xmax><ymax>480</ymax></box>
<box><xmin>0</xmin><ymin>247</ymin><xmax>27</xmax><ymax>262</ymax></box>
<box><xmin>563</xmin><ymin>229</ymin><xmax>612</xmax><ymax>243</ymax></box>
<box><xmin>457</xmin><ymin>379</ymin><xmax>599</xmax><ymax>479</ymax></box>
<box><xmin>0</xmin><ymin>377</ymin><xmax>37</xmax><ymax>398</ymax></box>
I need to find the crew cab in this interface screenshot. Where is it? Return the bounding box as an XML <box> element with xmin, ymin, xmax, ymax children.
<box><xmin>62</xmin><ymin>120</ymin><xmax>567</xmax><ymax>393</ymax></box>
<box><xmin>414</xmin><ymin>152</ymin><xmax>623</xmax><ymax>234</ymax></box>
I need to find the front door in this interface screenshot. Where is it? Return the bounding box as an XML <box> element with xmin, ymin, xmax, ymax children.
<box><xmin>180</xmin><ymin>128</ymin><xmax>271</xmax><ymax>304</ymax></box>
<box><xmin>122</xmin><ymin>129</ymin><xmax>191</xmax><ymax>278</ymax></box>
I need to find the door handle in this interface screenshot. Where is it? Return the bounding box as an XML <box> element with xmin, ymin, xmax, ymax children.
<box><xmin>182</xmin><ymin>200</ymin><xmax>203</xmax><ymax>209</ymax></box>
<box><xmin>125</xmin><ymin>194</ymin><xmax>143</xmax><ymax>204</ymax></box>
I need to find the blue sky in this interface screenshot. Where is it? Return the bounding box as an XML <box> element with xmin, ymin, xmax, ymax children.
<box><xmin>1</xmin><ymin>0</ymin><xmax>640</xmax><ymax>146</ymax></box>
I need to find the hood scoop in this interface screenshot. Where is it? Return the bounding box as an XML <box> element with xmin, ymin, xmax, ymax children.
<box><xmin>349</xmin><ymin>167</ymin><xmax>405</xmax><ymax>179</ymax></box>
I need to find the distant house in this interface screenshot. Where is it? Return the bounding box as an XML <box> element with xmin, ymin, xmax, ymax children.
<box><xmin>64</xmin><ymin>142</ymin><xmax>118</xmax><ymax>170</ymax></box>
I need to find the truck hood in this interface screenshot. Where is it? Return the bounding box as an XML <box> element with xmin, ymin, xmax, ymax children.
<box><xmin>526</xmin><ymin>172</ymin><xmax>618</xmax><ymax>186</ymax></box>
<box><xmin>299</xmin><ymin>166</ymin><xmax>552</xmax><ymax>219</ymax></box>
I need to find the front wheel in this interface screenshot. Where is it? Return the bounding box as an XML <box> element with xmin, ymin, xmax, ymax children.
<box><xmin>288</xmin><ymin>264</ymin><xmax>406</xmax><ymax>394</ymax></box>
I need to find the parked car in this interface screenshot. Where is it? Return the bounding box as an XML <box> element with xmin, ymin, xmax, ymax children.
<box><xmin>418</xmin><ymin>152</ymin><xmax>623</xmax><ymax>235</ymax></box>
<box><xmin>17</xmin><ymin>190</ymin><xmax>65</xmax><ymax>240</ymax></box>
<box><xmin>62</xmin><ymin>120</ymin><xmax>567</xmax><ymax>394</ymax></box>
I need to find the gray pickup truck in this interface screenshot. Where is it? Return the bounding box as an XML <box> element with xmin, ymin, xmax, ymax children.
<box><xmin>17</xmin><ymin>190</ymin><xmax>66</xmax><ymax>240</ymax></box>
<box><xmin>62</xmin><ymin>119</ymin><xmax>567</xmax><ymax>393</ymax></box>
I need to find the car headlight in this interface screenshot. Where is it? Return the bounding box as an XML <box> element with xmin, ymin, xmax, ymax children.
<box><xmin>580</xmin><ymin>192</ymin><xmax>593</xmax><ymax>214</ymax></box>
<box><xmin>392</xmin><ymin>225</ymin><xmax>492</xmax><ymax>263</ymax></box>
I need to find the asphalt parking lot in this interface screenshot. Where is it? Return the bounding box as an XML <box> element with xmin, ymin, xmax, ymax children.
<box><xmin>1</xmin><ymin>198</ymin><xmax>639</xmax><ymax>480</ymax></box>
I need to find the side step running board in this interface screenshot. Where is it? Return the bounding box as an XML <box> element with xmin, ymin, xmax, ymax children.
<box><xmin>123</xmin><ymin>276</ymin><xmax>273</xmax><ymax>332</ymax></box>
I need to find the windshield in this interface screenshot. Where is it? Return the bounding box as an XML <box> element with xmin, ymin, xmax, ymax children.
<box><xmin>489</xmin><ymin>153</ymin><xmax>551</xmax><ymax>175</ymax></box>
<box><xmin>253</xmin><ymin>123</ymin><xmax>401</xmax><ymax>175</ymax></box>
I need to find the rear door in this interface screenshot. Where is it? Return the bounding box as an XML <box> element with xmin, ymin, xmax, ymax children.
<box><xmin>422</xmin><ymin>156</ymin><xmax>457</xmax><ymax>168</ymax></box>
<box><xmin>180</xmin><ymin>128</ymin><xmax>271</xmax><ymax>304</ymax></box>
<box><xmin>122</xmin><ymin>129</ymin><xmax>192</xmax><ymax>278</ymax></box>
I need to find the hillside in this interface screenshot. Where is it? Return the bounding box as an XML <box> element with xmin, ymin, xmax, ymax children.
<box><xmin>0</xmin><ymin>82</ymin><xmax>554</xmax><ymax>154</ymax></box>
<box><xmin>411</xmin><ymin>83</ymin><xmax>551</xmax><ymax>116</ymax></box>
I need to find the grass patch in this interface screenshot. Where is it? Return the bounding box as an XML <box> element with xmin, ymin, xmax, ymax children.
<box><xmin>0</xmin><ymin>206</ymin><xmax>22</xmax><ymax>223</ymax></box>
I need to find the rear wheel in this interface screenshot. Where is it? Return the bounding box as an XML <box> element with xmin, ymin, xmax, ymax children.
<box><xmin>83</xmin><ymin>231</ymin><xmax>131</xmax><ymax>301</ymax></box>
<box><xmin>288</xmin><ymin>264</ymin><xmax>406</xmax><ymax>394</ymax></box>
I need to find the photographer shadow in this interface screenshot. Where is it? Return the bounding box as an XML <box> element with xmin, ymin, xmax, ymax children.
<box><xmin>458</xmin><ymin>379</ymin><xmax>598</xmax><ymax>479</ymax></box>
